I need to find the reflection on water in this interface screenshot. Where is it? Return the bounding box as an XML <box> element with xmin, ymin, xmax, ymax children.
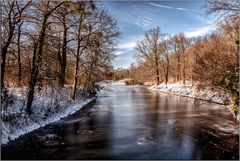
<box><xmin>2</xmin><ymin>85</ymin><xmax>239</xmax><ymax>160</ymax></box>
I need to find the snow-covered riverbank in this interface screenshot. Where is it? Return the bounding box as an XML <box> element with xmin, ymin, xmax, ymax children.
<box><xmin>1</xmin><ymin>87</ymin><xmax>95</xmax><ymax>145</ymax></box>
<box><xmin>149</xmin><ymin>82</ymin><xmax>238</xmax><ymax>119</ymax></box>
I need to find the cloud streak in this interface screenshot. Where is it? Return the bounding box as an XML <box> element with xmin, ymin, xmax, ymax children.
<box><xmin>128</xmin><ymin>7</ymin><xmax>153</xmax><ymax>28</ymax></box>
<box><xmin>149</xmin><ymin>2</ymin><xmax>195</xmax><ymax>12</ymax></box>
<box><xmin>117</xmin><ymin>42</ymin><xmax>136</xmax><ymax>50</ymax></box>
<box><xmin>185</xmin><ymin>25</ymin><xmax>216</xmax><ymax>37</ymax></box>
<box><xmin>117</xmin><ymin>35</ymin><xmax>143</xmax><ymax>50</ymax></box>
<box><xmin>115</xmin><ymin>48</ymin><xmax>133</xmax><ymax>56</ymax></box>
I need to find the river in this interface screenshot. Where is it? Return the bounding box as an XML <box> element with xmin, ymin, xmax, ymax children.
<box><xmin>2</xmin><ymin>84</ymin><xmax>239</xmax><ymax>159</ymax></box>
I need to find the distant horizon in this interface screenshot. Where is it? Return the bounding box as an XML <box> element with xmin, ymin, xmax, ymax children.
<box><xmin>102</xmin><ymin>1</ymin><xmax>217</xmax><ymax>69</ymax></box>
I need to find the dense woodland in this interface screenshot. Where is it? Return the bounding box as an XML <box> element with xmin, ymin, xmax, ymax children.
<box><xmin>113</xmin><ymin>0</ymin><xmax>239</xmax><ymax>114</ymax></box>
<box><xmin>1</xmin><ymin>0</ymin><xmax>119</xmax><ymax>114</ymax></box>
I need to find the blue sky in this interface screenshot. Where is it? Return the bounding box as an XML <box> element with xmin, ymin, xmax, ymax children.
<box><xmin>102</xmin><ymin>1</ymin><xmax>217</xmax><ymax>69</ymax></box>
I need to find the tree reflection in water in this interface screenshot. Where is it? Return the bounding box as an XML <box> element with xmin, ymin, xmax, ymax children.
<box><xmin>2</xmin><ymin>85</ymin><xmax>239</xmax><ymax>160</ymax></box>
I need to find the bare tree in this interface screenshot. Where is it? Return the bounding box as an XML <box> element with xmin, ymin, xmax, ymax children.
<box><xmin>160</xmin><ymin>39</ymin><xmax>170</xmax><ymax>84</ymax></box>
<box><xmin>83</xmin><ymin>9</ymin><xmax>118</xmax><ymax>93</ymax></box>
<box><xmin>135</xmin><ymin>27</ymin><xmax>165</xmax><ymax>85</ymax></box>
<box><xmin>51</xmin><ymin>1</ymin><xmax>75</xmax><ymax>87</ymax></box>
<box><xmin>26</xmin><ymin>0</ymin><xmax>64</xmax><ymax>114</ymax></box>
<box><xmin>169</xmin><ymin>35</ymin><xmax>181</xmax><ymax>82</ymax></box>
<box><xmin>1</xmin><ymin>0</ymin><xmax>32</xmax><ymax>89</ymax></box>
<box><xmin>206</xmin><ymin>0</ymin><xmax>239</xmax><ymax>110</ymax></box>
<box><xmin>70</xmin><ymin>1</ymin><xmax>95</xmax><ymax>99</ymax></box>
<box><xmin>1</xmin><ymin>0</ymin><xmax>119</xmax><ymax>116</ymax></box>
<box><xmin>206</xmin><ymin>0</ymin><xmax>240</xmax><ymax>20</ymax></box>
<box><xmin>169</xmin><ymin>33</ymin><xmax>190</xmax><ymax>84</ymax></box>
<box><xmin>70</xmin><ymin>3</ymin><xmax>119</xmax><ymax>99</ymax></box>
<box><xmin>192</xmin><ymin>33</ymin><xmax>238</xmax><ymax>111</ymax></box>
<box><xmin>206</xmin><ymin>0</ymin><xmax>240</xmax><ymax>55</ymax></box>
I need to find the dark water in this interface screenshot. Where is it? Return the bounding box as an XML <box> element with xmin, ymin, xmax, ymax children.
<box><xmin>2</xmin><ymin>85</ymin><xmax>239</xmax><ymax>160</ymax></box>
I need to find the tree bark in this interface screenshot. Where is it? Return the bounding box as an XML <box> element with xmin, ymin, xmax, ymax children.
<box><xmin>177</xmin><ymin>56</ymin><xmax>181</xmax><ymax>82</ymax></box>
<box><xmin>71</xmin><ymin>52</ymin><xmax>79</xmax><ymax>100</ymax></box>
<box><xmin>26</xmin><ymin>1</ymin><xmax>64</xmax><ymax>114</ymax></box>
<box><xmin>1</xmin><ymin>46</ymin><xmax>8</xmax><ymax>89</ymax></box>
<box><xmin>183</xmin><ymin>56</ymin><xmax>186</xmax><ymax>84</ymax></box>
<box><xmin>156</xmin><ymin>61</ymin><xmax>160</xmax><ymax>85</ymax></box>
<box><xmin>58</xmin><ymin>15</ymin><xmax>67</xmax><ymax>87</ymax></box>
<box><xmin>1</xmin><ymin>0</ymin><xmax>31</xmax><ymax>89</ymax></box>
<box><xmin>26</xmin><ymin>13</ymin><xmax>48</xmax><ymax>114</ymax></box>
<box><xmin>1</xmin><ymin>23</ymin><xmax>15</xmax><ymax>89</ymax></box>
<box><xmin>71</xmin><ymin>29</ymin><xmax>81</xmax><ymax>100</ymax></box>
<box><xmin>71</xmin><ymin>13</ymin><xmax>84</xmax><ymax>100</ymax></box>
<box><xmin>17</xmin><ymin>23</ymin><xmax>23</xmax><ymax>87</ymax></box>
<box><xmin>165</xmin><ymin>55</ymin><xmax>169</xmax><ymax>84</ymax></box>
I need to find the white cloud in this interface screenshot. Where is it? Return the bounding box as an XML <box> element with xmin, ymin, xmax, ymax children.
<box><xmin>115</xmin><ymin>48</ymin><xmax>133</xmax><ymax>56</ymax></box>
<box><xmin>185</xmin><ymin>25</ymin><xmax>216</xmax><ymax>38</ymax></box>
<box><xmin>176</xmin><ymin>7</ymin><xmax>191</xmax><ymax>11</ymax></box>
<box><xmin>128</xmin><ymin>11</ymin><xmax>153</xmax><ymax>28</ymax></box>
<box><xmin>149</xmin><ymin>2</ymin><xmax>173</xmax><ymax>9</ymax></box>
<box><xmin>115</xmin><ymin>51</ymin><xmax>124</xmax><ymax>56</ymax></box>
<box><xmin>117</xmin><ymin>35</ymin><xmax>143</xmax><ymax>50</ymax></box>
<box><xmin>149</xmin><ymin>2</ymin><xmax>195</xmax><ymax>12</ymax></box>
<box><xmin>118</xmin><ymin>42</ymin><xmax>136</xmax><ymax>50</ymax></box>
<box><xmin>133</xmin><ymin>19</ymin><xmax>152</xmax><ymax>28</ymax></box>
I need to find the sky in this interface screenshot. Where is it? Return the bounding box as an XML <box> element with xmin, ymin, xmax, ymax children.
<box><xmin>102</xmin><ymin>0</ymin><xmax>217</xmax><ymax>69</ymax></box>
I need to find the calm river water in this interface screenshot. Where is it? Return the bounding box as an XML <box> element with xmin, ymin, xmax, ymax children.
<box><xmin>2</xmin><ymin>84</ymin><xmax>239</xmax><ymax>159</ymax></box>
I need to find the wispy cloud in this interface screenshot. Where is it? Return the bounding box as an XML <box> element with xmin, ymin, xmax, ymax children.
<box><xmin>133</xmin><ymin>18</ymin><xmax>152</xmax><ymax>28</ymax></box>
<box><xmin>185</xmin><ymin>25</ymin><xmax>216</xmax><ymax>37</ymax></box>
<box><xmin>118</xmin><ymin>42</ymin><xmax>136</xmax><ymax>50</ymax></box>
<box><xmin>114</xmin><ymin>35</ymin><xmax>143</xmax><ymax>68</ymax></box>
<box><xmin>149</xmin><ymin>2</ymin><xmax>195</xmax><ymax>12</ymax></box>
<box><xmin>176</xmin><ymin>7</ymin><xmax>190</xmax><ymax>11</ymax></box>
<box><xmin>129</xmin><ymin>7</ymin><xmax>153</xmax><ymax>28</ymax></box>
<box><xmin>115</xmin><ymin>48</ymin><xmax>133</xmax><ymax>56</ymax></box>
<box><xmin>117</xmin><ymin>35</ymin><xmax>143</xmax><ymax>50</ymax></box>
<box><xmin>149</xmin><ymin>3</ymin><xmax>172</xmax><ymax>9</ymax></box>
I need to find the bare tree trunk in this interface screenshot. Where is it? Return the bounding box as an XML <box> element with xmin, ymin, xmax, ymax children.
<box><xmin>235</xmin><ymin>31</ymin><xmax>239</xmax><ymax>66</ymax></box>
<box><xmin>26</xmin><ymin>65</ymin><xmax>38</xmax><ymax>114</ymax></box>
<box><xmin>162</xmin><ymin>62</ymin><xmax>169</xmax><ymax>84</ymax></box>
<box><xmin>177</xmin><ymin>58</ymin><xmax>181</xmax><ymax>82</ymax></box>
<box><xmin>1</xmin><ymin>0</ymin><xmax>31</xmax><ymax>89</ymax></box>
<box><xmin>1</xmin><ymin>46</ymin><xmax>8</xmax><ymax>89</ymax></box>
<box><xmin>1</xmin><ymin>25</ymin><xmax>15</xmax><ymax>89</ymax></box>
<box><xmin>165</xmin><ymin>73</ymin><xmax>168</xmax><ymax>84</ymax></box>
<box><xmin>183</xmin><ymin>56</ymin><xmax>186</xmax><ymax>84</ymax></box>
<box><xmin>156</xmin><ymin>61</ymin><xmax>160</xmax><ymax>85</ymax></box>
<box><xmin>165</xmin><ymin>55</ymin><xmax>169</xmax><ymax>84</ymax></box>
<box><xmin>17</xmin><ymin>22</ymin><xmax>23</xmax><ymax>87</ymax></box>
<box><xmin>71</xmin><ymin>55</ymin><xmax>79</xmax><ymax>100</ymax></box>
<box><xmin>26</xmin><ymin>1</ymin><xmax>64</xmax><ymax>114</ymax></box>
<box><xmin>71</xmin><ymin>12</ymin><xmax>84</xmax><ymax>100</ymax></box>
<box><xmin>58</xmin><ymin>15</ymin><xmax>67</xmax><ymax>87</ymax></box>
<box><xmin>26</xmin><ymin>14</ymin><xmax>48</xmax><ymax>114</ymax></box>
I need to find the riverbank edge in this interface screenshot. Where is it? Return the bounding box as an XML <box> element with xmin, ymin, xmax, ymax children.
<box><xmin>149</xmin><ymin>83</ymin><xmax>239</xmax><ymax>121</ymax></box>
<box><xmin>2</xmin><ymin>97</ymin><xmax>96</xmax><ymax>145</ymax></box>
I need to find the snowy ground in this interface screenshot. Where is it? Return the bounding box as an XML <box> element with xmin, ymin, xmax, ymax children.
<box><xmin>1</xmin><ymin>86</ymin><xmax>95</xmax><ymax>145</ymax></box>
<box><xmin>149</xmin><ymin>82</ymin><xmax>238</xmax><ymax>119</ymax></box>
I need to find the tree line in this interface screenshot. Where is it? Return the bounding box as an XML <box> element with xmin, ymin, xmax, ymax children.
<box><xmin>1</xmin><ymin>0</ymin><xmax>119</xmax><ymax>114</ymax></box>
<box><xmin>113</xmin><ymin>0</ymin><xmax>239</xmax><ymax>114</ymax></box>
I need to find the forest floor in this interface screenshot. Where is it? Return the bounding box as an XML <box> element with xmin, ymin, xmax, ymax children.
<box><xmin>149</xmin><ymin>82</ymin><xmax>239</xmax><ymax>120</ymax></box>
<box><xmin>1</xmin><ymin>86</ymin><xmax>95</xmax><ymax>145</ymax></box>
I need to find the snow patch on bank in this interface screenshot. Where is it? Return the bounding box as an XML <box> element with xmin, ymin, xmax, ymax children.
<box><xmin>2</xmin><ymin>98</ymin><xmax>94</xmax><ymax>145</ymax></box>
<box><xmin>1</xmin><ymin>86</ymin><xmax>95</xmax><ymax>145</ymax></box>
<box><xmin>150</xmin><ymin>83</ymin><xmax>230</xmax><ymax>104</ymax></box>
<box><xmin>149</xmin><ymin>82</ymin><xmax>238</xmax><ymax>119</ymax></box>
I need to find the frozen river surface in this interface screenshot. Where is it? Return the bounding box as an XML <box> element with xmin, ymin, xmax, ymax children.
<box><xmin>2</xmin><ymin>85</ymin><xmax>239</xmax><ymax>159</ymax></box>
